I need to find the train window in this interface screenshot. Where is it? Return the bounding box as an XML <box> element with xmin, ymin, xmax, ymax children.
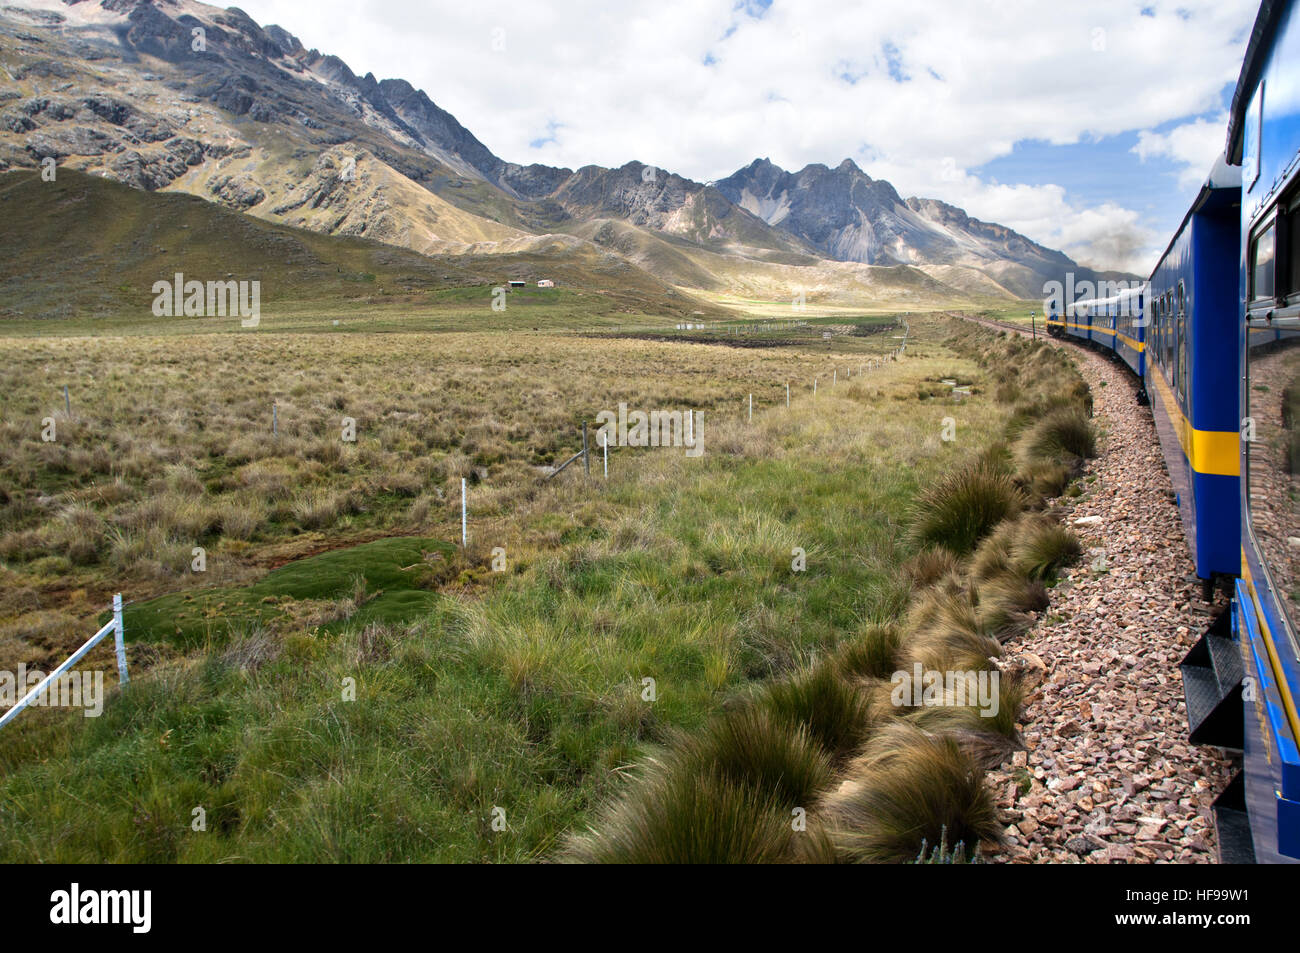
<box><xmin>1287</xmin><ymin>196</ymin><xmax>1300</xmax><ymax>304</ymax></box>
<box><xmin>1252</xmin><ymin>221</ymin><xmax>1276</xmax><ymax>302</ymax></box>
<box><xmin>1154</xmin><ymin>296</ymin><xmax>1162</xmax><ymax>364</ymax></box>
<box><xmin>1154</xmin><ymin>297</ymin><xmax>1162</xmax><ymax>362</ymax></box>
<box><xmin>1159</xmin><ymin>297</ymin><xmax>1170</xmax><ymax>361</ymax></box>
<box><xmin>1244</xmin><ymin>325</ymin><xmax>1300</xmax><ymax>656</ymax></box>
<box><xmin>1244</xmin><ymin>82</ymin><xmax>1263</xmax><ymax>191</ymax></box>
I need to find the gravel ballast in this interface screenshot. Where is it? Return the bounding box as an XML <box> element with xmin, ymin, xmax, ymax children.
<box><xmin>976</xmin><ymin>326</ymin><xmax>1238</xmax><ymax>863</ymax></box>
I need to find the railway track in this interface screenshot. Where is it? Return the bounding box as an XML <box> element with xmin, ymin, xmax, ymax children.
<box><xmin>949</xmin><ymin>308</ymin><xmax>1233</xmax><ymax>861</ymax></box>
<box><xmin>949</xmin><ymin>311</ymin><xmax>1039</xmax><ymax>339</ymax></box>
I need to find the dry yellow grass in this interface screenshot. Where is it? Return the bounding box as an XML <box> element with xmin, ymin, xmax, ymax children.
<box><xmin>0</xmin><ymin>322</ymin><xmax>929</xmax><ymax>668</ymax></box>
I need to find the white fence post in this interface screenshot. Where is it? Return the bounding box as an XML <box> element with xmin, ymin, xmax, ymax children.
<box><xmin>113</xmin><ymin>593</ymin><xmax>127</xmax><ymax>686</ymax></box>
<box><xmin>461</xmin><ymin>478</ymin><xmax>468</xmax><ymax>547</ymax></box>
<box><xmin>748</xmin><ymin>393</ymin><xmax>753</xmax><ymax>423</ymax></box>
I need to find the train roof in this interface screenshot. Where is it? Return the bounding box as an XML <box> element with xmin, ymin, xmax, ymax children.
<box><xmin>1067</xmin><ymin>283</ymin><xmax>1148</xmax><ymax>312</ymax></box>
<box><xmin>1227</xmin><ymin>0</ymin><xmax>1288</xmax><ymax>164</ymax></box>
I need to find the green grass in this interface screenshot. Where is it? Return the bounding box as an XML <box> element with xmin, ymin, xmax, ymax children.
<box><xmin>114</xmin><ymin>537</ymin><xmax>454</xmax><ymax>649</ymax></box>
<box><xmin>543</xmin><ymin>325</ymin><xmax>1093</xmax><ymax>863</ymax></box>
<box><xmin>0</xmin><ymin>318</ymin><xmax>1025</xmax><ymax>862</ymax></box>
<box><xmin>0</xmin><ymin>316</ymin><xmax>1095</xmax><ymax>862</ymax></box>
<box><xmin>0</xmin><ymin>321</ymin><xmax>909</xmax><ymax>670</ymax></box>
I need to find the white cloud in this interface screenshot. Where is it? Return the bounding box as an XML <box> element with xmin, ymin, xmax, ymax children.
<box><xmin>1134</xmin><ymin>115</ymin><xmax>1229</xmax><ymax>190</ymax></box>
<box><xmin>881</xmin><ymin>172</ymin><xmax>1156</xmax><ymax>273</ymax></box>
<box><xmin>233</xmin><ymin>0</ymin><xmax>1257</xmax><ymax>274</ymax></box>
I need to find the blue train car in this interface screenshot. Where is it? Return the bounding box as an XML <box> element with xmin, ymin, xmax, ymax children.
<box><xmin>1202</xmin><ymin>0</ymin><xmax>1300</xmax><ymax>863</ymax></box>
<box><xmin>1112</xmin><ymin>286</ymin><xmax>1147</xmax><ymax>382</ymax></box>
<box><xmin>1147</xmin><ymin>164</ymin><xmax>1242</xmax><ymax>586</ymax></box>
<box><xmin>1078</xmin><ymin>297</ymin><xmax>1109</xmax><ymax>348</ymax></box>
<box><xmin>1068</xmin><ymin>285</ymin><xmax>1147</xmax><ymax>380</ymax></box>
<box><xmin>1062</xmin><ymin>297</ymin><xmax>1093</xmax><ymax>343</ymax></box>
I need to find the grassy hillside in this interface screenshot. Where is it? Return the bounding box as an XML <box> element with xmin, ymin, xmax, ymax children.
<box><xmin>0</xmin><ymin>170</ymin><xmax>722</xmax><ymax>329</ymax></box>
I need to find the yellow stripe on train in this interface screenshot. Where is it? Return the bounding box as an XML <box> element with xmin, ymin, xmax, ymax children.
<box><xmin>1045</xmin><ymin>317</ymin><xmax>1234</xmax><ymax>474</ymax></box>
<box><xmin>1147</xmin><ymin>360</ymin><xmax>1239</xmax><ymax>477</ymax></box>
<box><xmin>1052</xmin><ymin>320</ymin><xmax>1146</xmax><ymax>352</ymax></box>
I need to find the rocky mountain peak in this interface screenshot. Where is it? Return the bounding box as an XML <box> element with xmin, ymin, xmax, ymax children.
<box><xmin>0</xmin><ymin>0</ymin><xmax>1112</xmax><ymax>301</ymax></box>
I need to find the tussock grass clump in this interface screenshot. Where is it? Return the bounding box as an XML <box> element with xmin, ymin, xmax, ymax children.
<box><xmin>562</xmin><ymin>766</ymin><xmax>797</xmax><ymax>864</ymax></box>
<box><xmin>561</xmin><ymin>697</ymin><xmax>839</xmax><ymax>864</ymax></box>
<box><xmin>971</xmin><ymin>514</ymin><xmax>1081</xmax><ymax>583</ymax></box>
<box><xmin>760</xmin><ymin>664</ymin><xmax>875</xmax><ymax>762</ymax></box>
<box><xmin>833</xmin><ymin>624</ymin><xmax>903</xmax><ymax>681</ymax></box>
<box><xmin>909</xmin><ymin>460</ymin><xmax>1023</xmax><ymax>555</ymax></box>
<box><xmin>0</xmin><ymin>529</ymin><xmax>45</xmax><ymax>563</ymax></box>
<box><xmin>903</xmin><ymin>586</ymin><xmax>1002</xmax><ymax>675</ymax></box>
<box><xmin>1017</xmin><ymin>407</ymin><xmax>1096</xmax><ymax>466</ymax></box>
<box><xmin>825</xmin><ymin>723</ymin><xmax>1003</xmax><ymax>863</ymax></box>
<box><xmin>903</xmin><ymin>683</ymin><xmax>1025</xmax><ymax>770</ymax></box>
<box><xmin>218</xmin><ymin>627</ymin><xmax>281</xmax><ymax>673</ymax></box>
<box><xmin>218</xmin><ymin>499</ymin><xmax>263</xmax><ymax>540</ymax></box>
<box><xmin>975</xmin><ymin>572</ymin><xmax>1049</xmax><ymax>642</ymax></box>
<box><xmin>291</xmin><ymin>488</ymin><xmax>357</xmax><ymax>530</ymax></box>
<box><xmin>994</xmin><ymin>381</ymin><xmax>1021</xmax><ymax>404</ymax></box>
<box><xmin>352</xmin><ymin>620</ymin><xmax>395</xmax><ymax>665</ymax></box>
<box><xmin>968</xmin><ymin>519</ymin><xmax>1019</xmax><ymax>581</ymax></box>
<box><xmin>1020</xmin><ymin>459</ymin><xmax>1072</xmax><ymax>501</ymax></box>
<box><xmin>903</xmin><ymin>547</ymin><xmax>960</xmax><ymax>589</ymax></box>
<box><xmin>1010</xmin><ymin>519</ymin><xmax>1083</xmax><ymax>581</ymax></box>
<box><xmin>907</xmin><ymin>580</ymin><xmax>982</xmax><ymax>640</ymax></box>
<box><xmin>679</xmin><ymin>707</ymin><xmax>834</xmax><ymax>806</ymax></box>
<box><xmin>902</xmin><ymin>708</ymin><xmax>1023</xmax><ymax>769</ymax></box>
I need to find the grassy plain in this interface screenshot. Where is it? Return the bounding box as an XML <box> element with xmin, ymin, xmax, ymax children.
<box><xmin>0</xmin><ymin>311</ymin><xmax>907</xmax><ymax>669</ymax></box>
<box><xmin>0</xmin><ymin>309</ymin><xmax>1027</xmax><ymax>861</ymax></box>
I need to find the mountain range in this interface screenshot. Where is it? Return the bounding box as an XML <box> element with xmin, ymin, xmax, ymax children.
<box><xmin>0</xmin><ymin>0</ymin><xmax>1127</xmax><ymax>310</ymax></box>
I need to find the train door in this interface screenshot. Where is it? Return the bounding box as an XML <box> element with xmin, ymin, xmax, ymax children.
<box><xmin>1177</xmin><ymin>282</ymin><xmax>1188</xmax><ymax>406</ymax></box>
<box><xmin>1166</xmin><ymin>292</ymin><xmax>1176</xmax><ymax>377</ymax></box>
<box><xmin>1160</xmin><ymin>292</ymin><xmax>1166</xmax><ymax>368</ymax></box>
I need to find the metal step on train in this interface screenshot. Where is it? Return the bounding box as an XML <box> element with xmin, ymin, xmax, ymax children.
<box><xmin>1179</xmin><ymin>608</ymin><xmax>1255</xmax><ymax>863</ymax></box>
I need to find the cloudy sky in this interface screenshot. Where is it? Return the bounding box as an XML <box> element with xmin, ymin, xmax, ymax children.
<box><xmin>235</xmin><ymin>0</ymin><xmax>1259</xmax><ymax>274</ymax></box>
